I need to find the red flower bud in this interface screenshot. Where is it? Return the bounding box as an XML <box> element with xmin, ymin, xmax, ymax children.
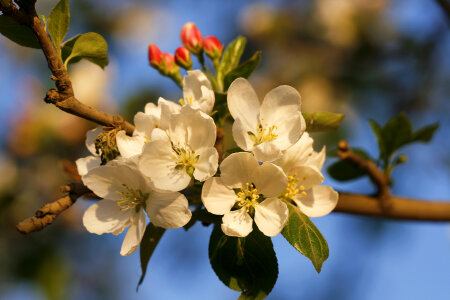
<box><xmin>180</xmin><ymin>22</ymin><xmax>203</xmax><ymax>54</ymax></box>
<box><xmin>203</xmin><ymin>36</ymin><xmax>223</xmax><ymax>59</ymax></box>
<box><xmin>161</xmin><ymin>53</ymin><xmax>179</xmax><ymax>75</ymax></box>
<box><xmin>175</xmin><ymin>46</ymin><xmax>192</xmax><ymax>69</ymax></box>
<box><xmin>148</xmin><ymin>43</ymin><xmax>162</xmax><ymax>69</ymax></box>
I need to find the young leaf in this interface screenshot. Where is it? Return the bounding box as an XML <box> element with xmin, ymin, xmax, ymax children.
<box><xmin>48</xmin><ymin>0</ymin><xmax>70</xmax><ymax>52</ymax></box>
<box><xmin>380</xmin><ymin>112</ymin><xmax>412</xmax><ymax>159</ymax></box>
<box><xmin>327</xmin><ymin>148</ymin><xmax>370</xmax><ymax>181</ymax></box>
<box><xmin>209</xmin><ymin>225</ymin><xmax>278</xmax><ymax>299</ymax></box>
<box><xmin>62</xmin><ymin>32</ymin><xmax>109</xmax><ymax>69</ymax></box>
<box><xmin>223</xmin><ymin>51</ymin><xmax>262</xmax><ymax>91</ymax></box>
<box><xmin>0</xmin><ymin>15</ymin><xmax>40</xmax><ymax>49</ymax></box>
<box><xmin>302</xmin><ymin>112</ymin><xmax>344</xmax><ymax>132</ymax></box>
<box><xmin>137</xmin><ymin>223</ymin><xmax>165</xmax><ymax>290</ymax></box>
<box><xmin>217</xmin><ymin>36</ymin><xmax>247</xmax><ymax>89</ymax></box>
<box><xmin>368</xmin><ymin>119</ymin><xmax>385</xmax><ymax>159</ymax></box>
<box><xmin>282</xmin><ymin>203</ymin><xmax>329</xmax><ymax>273</ymax></box>
<box><xmin>410</xmin><ymin>123</ymin><xmax>439</xmax><ymax>143</ymax></box>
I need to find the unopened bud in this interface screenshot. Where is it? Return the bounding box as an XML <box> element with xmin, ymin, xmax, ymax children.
<box><xmin>148</xmin><ymin>43</ymin><xmax>163</xmax><ymax>69</ymax></box>
<box><xmin>397</xmin><ymin>154</ymin><xmax>407</xmax><ymax>164</ymax></box>
<box><xmin>203</xmin><ymin>36</ymin><xmax>223</xmax><ymax>59</ymax></box>
<box><xmin>180</xmin><ymin>22</ymin><xmax>203</xmax><ymax>54</ymax></box>
<box><xmin>161</xmin><ymin>53</ymin><xmax>179</xmax><ymax>75</ymax></box>
<box><xmin>175</xmin><ymin>46</ymin><xmax>192</xmax><ymax>69</ymax></box>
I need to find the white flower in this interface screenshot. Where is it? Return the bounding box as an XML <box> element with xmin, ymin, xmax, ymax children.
<box><xmin>138</xmin><ymin>105</ymin><xmax>218</xmax><ymax>192</ymax></box>
<box><xmin>180</xmin><ymin>70</ymin><xmax>215</xmax><ymax>114</ymax></box>
<box><xmin>75</xmin><ymin>127</ymin><xmax>102</xmax><ymax>176</ymax></box>
<box><xmin>227</xmin><ymin>78</ymin><xmax>306</xmax><ymax>162</ymax></box>
<box><xmin>82</xmin><ymin>161</ymin><xmax>191</xmax><ymax>256</ymax></box>
<box><xmin>273</xmin><ymin>132</ymin><xmax>338</xmax><ymax>217</ymax></box>
<box><xmin>201</xmin><ymin>152</ymin><xmax>289</xmax><ymax>237</ymax></box>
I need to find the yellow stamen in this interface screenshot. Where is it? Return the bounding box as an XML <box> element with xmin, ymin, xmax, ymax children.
<box><xmin>172</xmin><ymin>143</ymin><xmax>199</xmax><ymax>176</ymax></box>
<box><xmin>115</xmin><ymin>184</ymin><xmax>148</xmax><ymax>211</ymax></box>
<box><xmin>236</xmin><ymin>182</ymin><xmax>260</xmax><ymax>213</ymax></box>
<box><xmin>248</xmin><ymin>122</ymin><xmax>278</xmax><ymax>145</ymax></box>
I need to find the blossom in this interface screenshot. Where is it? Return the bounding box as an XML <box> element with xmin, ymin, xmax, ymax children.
<box><xmin>82</xmin><ymin>160</ymin><xmax>191</xmax><ymax>256</ymax></box>
<box><xmin>148</xmin><ymin>43</ymin><xmax>163</xmax><ymax>69</ymax></box>
<box><xmin>75</xmin><ymin>126</ymin><xmax>102</xmax><ymax>176</ymax></box>
<box><xmin>227</xmin><ymin>78</ymin><xmax>305</xmax><ymax>162</ymax></box>
<box><xmin>138</xmin><ymin>105</ymin><xmax>218</xmax><ymax>192</ymax></box>
<box><xmin>273</xmin><ymin>132</ymin><xmax>338</xmax><ymax>217</ymax></box>
<box><xmin>174</xmin><ymin>46</ymin><xmax>192</xmax><ymax>69</ymax></box>
<box><xmin>202</xmin><ymin>152</ymin><xmax>289</xmax><ymax>237</ymax></box>
<box><xmin>180</xmin><ymin>70</ymin><xmax>215</xmax><ymax>114</ymax></box>
<box><xmin>203</xmin><ymin>36</ymin><xmax>223</xmax><ymax>59</ymax></box>
<box><xmin>180</xmin><ymin>22</ymin><xmax>203</xmax><ymax>54</ymax></box>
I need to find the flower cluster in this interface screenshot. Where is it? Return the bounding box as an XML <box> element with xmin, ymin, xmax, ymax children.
<box><xmin>76</xmin><ymin>22</ymin><xmax>338</xmax><ymax>256</ymax></box>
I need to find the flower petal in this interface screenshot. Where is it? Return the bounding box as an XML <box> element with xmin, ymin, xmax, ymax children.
<box><xmin>259</xmin><ymin>85</ymin><xmax>301</xmax><ymax>127</ymax></box>
<box><xmin>159</xmin><ymin>98</ymin><xmax>181</xmax><ymax>130</ymax></box>
<box><xmin>220</xmin><ymin>152</ymin><xmax>259</xmax><ymax>188</ymax></box>
<box><xmin>144</xmin><ymin>102</ymin><xmax>160</xmax><ymax>117</ymax></box>
<box><xmin>116</xmin><ymin>130</ymin><xmax>146</xmax><ymax>159</ymax></box>
<box><xmin>289</xmin><ymin>165</ymin><xmax>324</xmax><ymax>190</ymax></box>
<box><xmin>146</xmin><ymin>191</ymin><xmax>191</xmax><ymax>229</ymax></box>
<box><xmin>193</xmin><ymin>147</ymin><xmax>219</xmax><ymax>182</ymax></box>
<box><xmin>82</xmin><ymin>199</ymin><xmax>133</xmax><ymax>235</ymax></box>
<box><xmin>254</xmin><ymin>197</ymin><xmax>288</xmax><ymax>237</ymax></box>
<box><xmin>273</xmin><ymin>131</ymin><xmax>314</xmax><ymax>172</ymax></box>
<box><xmin>307</xmin><ymin>146</ymin><xmax>326</xmax><ymax>171</ymax></box>
<box><xmin>183</xmin><ymin>70</ymin><xmax>215</xmax><ymax>114</ymax></box>
<box><xmin>227</xmin><ymin>78</ymin><xmax>259</xmax><ymax>132</ymax></box>
<box><xmin>252</xmin><ymin>162</ymin><xmax>287</xmax><ymax>198</ymax></box>
<box><xmin>294</xmin><ymin>185</ymin><xmax>338</xmax><ymax>217</ymax></box>
<box><xmin>272</xmin><ymin>112</ymin><xmax>304</xmax><ymax>151</ymax></box>
<box><xmin>134</xmin><ymin>112</ymin><xmax>159</xmax><ymax>138</ymax></box>
<box><xmin>253</xmin><ymin>141</ymin><xmax>283</xmax><ymax>162</ymax></box>
<box><xmin>201</xmin><ymin>177</ymin><xmax>236</xmax><ymax>215</ymax></box>
<box><xmin>85</xmin><ymin>126</ymin><xmax>103</xmax><ymax>156</ymax></box>
<box><xmin>139</xmin><ymin>140</ymin><xmax>191</xmax><ymax>191</ymax></box>
<box><xmin>231</xmin><ymin>118</ymin><xmax>253</xmax><ymax>151</ymax></box>
<box><xmin>120</xmin><ymin>210</ymin><xmax>147</xmax><ymax>256</ymax></box>
<box><xmin>221</xmin><ymin>207</ymin><xmax>253</xmax><ymax>237</ymax></box>
<box><xmin>76</xmin><ymin>155</ymin><xmax>101</xmax><ymax>176</ymax></box>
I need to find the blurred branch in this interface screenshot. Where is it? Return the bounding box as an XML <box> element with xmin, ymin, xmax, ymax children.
<box><xmin>337</xmin><ymin>140</ymin><xmax>391</xmax><ymax>210</ymax></box>
<box><xmin>0</xmin><ymin>2</ymin><xmax>135</xmax><ymax>135</ymax></box>
<box><xmin>435</xmin><ymin>0</ymin><xmax>450</xmax><ymax>24</ymax></box>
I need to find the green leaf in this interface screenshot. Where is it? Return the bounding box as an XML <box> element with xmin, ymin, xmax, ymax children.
<box><xmin>48</xmin><ymin>0</ymin><xmax>70</xmax><ymax>52</ymax></box>
<box><xmin>368</xmin><ymin>119</ymin><xmax>385</xmax><ymax>159</ymax></box>
<box><xmin>137</xmin><ymin>223</ymin><xmax>165</xmax><ymax>290</ymax></box>
<box><xmin>209</xmin><ymin>225</ymin><xmax>278</xmax><ymax>299</ymax></box>
<box><xmin>302</xmin><ymin>112</ymin><xmax>344</xmax><ymax>132</ymax></box>
<box><xmin>380</xmin><ymin>112</ymin><xmax>412</xmax><ymax>159</ymax></box>
<box><xmin>327</xmin><ymin>148</ymin><xmax>370</xmax><ymax>181</ymax></box>
<box><xmin>410</xmin><ymin>123</ymin><xmax>439</xmax><ymax>143</ymax></box>
<box><xmin>217</xmin><ymin>36</ymin><xmax>247</xmax><ymax>89</ymax></box>
<box><xmin>62</xmin><ymin>32</ymin><xmax>109</xmax><ymax>69</ymax></box>
<box><xmin>282</xmin><ymin>203</ymin><xmax>329</xmax><ymax>273</ymax></box>
<box><xmin>223</xmin><ymin>51</ymin><xmax>262</xmax><ymax>91</ymax></box>
<box><xmin>0</xmin><ymin>15</ymin><xmax>40</xmax><ymax>49</ymax></box>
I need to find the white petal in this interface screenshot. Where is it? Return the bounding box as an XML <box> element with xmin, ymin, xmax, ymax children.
<box><xmin>146</xmin><ymin>192</ymin><xmax>191</xmax><ymax>229</ymax></box>
<box><xmin>307</xmin><ymin>146</ymin><xmax>326</xmax><ymax>171</ymax></box>
<box><xmin>120</xmin><ymin>210</ymin><xmax>147</xmax><ymax>256</ymax></box>
<box><xmin>82</xmin><ymin>163</ymin><xmax>148</xmax><ymax>200</ymax></box>
<box><xmin>259</xmin><ymin>85</ymin><xmax>301</xmax><ymax>127</ymax></box>
<box><xmin>150</xmin><ymin>128</ymin><xmax>169</xmax><ymax>142</ymax></box>
<box><xmin>254</xmin><ymin>197</ymin><xmax>288</xmax><ymax>237</ymax></box>
<box><xmin>273</xmin><ymin>131</ymin><xmax>314</xmax><ymax>172</ymax></box>
<box><xmin>227</xmin><ymin>78</ymin><xmax>259</xmax><ymax>132</ymax></box>
<box><xmin>219</xmin><ymin>152</ymin><xmax>259</xmax><ymax>188</ymax></box>
<box><xmin>193</xmin><ymin>147</ymin><xmax>219</xmax><ymax>182</ymax></box>
<box><xmin>144</xmin><ymin>102</ymin><xmax>160</xmax><ymax>117</ymax></box>
<box><xmin>76</xmin><ymin>155</ymin><xmax>101</xmax><ymax>176</ymax></box>
<box><xmin>139</xmin><ymin>140</ymin><xmax>191</xmax><ymax>191</ymax></box>
<box><xmin>252</xmin><ymin>162</ymin><xmax>287</xmax><ymax>198</ymax></box>
<box><xmin>253</xmin><ymin>141</ymin><xmax>283</xmax><ymax>162</ymax></box>
<box><xmin>85</xmin><ymin>127</ymin><xmax>103</xmax><ymax>156</ymax></box>
<box><xmin>116</xmin><ymin>130</ymin><xmax>146</xmax><ymax>159</ymax></box>
<box><xmin>134</xmin><ymin>112</ymin><xmax>159</xmax><ymax>138</ymax></box>
<box><xmin>221</xmin><ymin>207</ymin><xmax>253</xmax><ymax>237</ymax></box>
<box><xmin>289</xmin><ymin>165</ymin><xmax>324</xmax><ymax>190</ymax></box>
<box><xmin>294</xmin><ymin>185</ymin><xmax>338</xmax><ymax>217</ymax></box>
<box><xmin>159</xmin><ymin>98</ymin><xmax>181</xmax><ymax>130</ymax></box>
<box><xmin>272</xmin><ymin>112</ymin><xmax>304</xmax><ymax>151</ymax></box>
<box><xmin>183</xmin><ymin>70</ymin><xmax>215</xmax><ymax>114</ymax></box>
<box><xmin>82</xmin><ymin>199</ymin><xmax>133</xmax><ymax>235</ymax></box>
<box><xmin>231</xmin><ymin>118</ymin><xmax>253</xmax><ymax>151</ymax></box>
<box><xmin>201</xmin><ymin>177</ymin><xmax>236</xmax><ymax>215</ymax></box>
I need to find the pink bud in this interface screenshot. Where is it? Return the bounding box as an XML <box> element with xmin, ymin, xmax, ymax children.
<box><xmin>175</xmin><ymin>46</ymin><xmax>192</xmax><ymax>69</ymax></box>
<box><xmin>203</xmin><ymin>36</ymin><xmax>223</xmax><ymax>59</ymax></box>
<box><xmin>161</xmin><ymin>53</ymin><xmax>179</xmax><ymax>75</ymax></box>
<box><xmin>180</xmin><ymin>22</ymin><xmax>203</xmax><ymax>54</ymax></box>
<box><xmin>148</xmin><ymin>43</ymin><xmax>162</xmax><ymax>69</ymax></box>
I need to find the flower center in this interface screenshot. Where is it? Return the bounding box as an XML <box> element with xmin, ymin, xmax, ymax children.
<box><xmin>279</xmin><ymin>174</ymin><xmax>307</xmax><ymax>201</ymax></box>
<box><xmin>179</xmin><ymin>96</ymin><xmax>196</xmax><ymax>106</ymax></box>
<box><xmin>116</xmin><ymin>184</ymin><xmax>148</xmax><ymax>211</ymax></box>
<box><xmin>173</xmin><ymin>144</ymin><xmax>199</xmax><ymax>176</ymax></box>
<box><xmin>248</xmin><ymin>121</ymin><xmax>278</xmax><ymax>146</ymax></box>
<box><xmin>235</xmin><ymin>183</ymin><xmax>261</xmax><ymax>212</ymax></box>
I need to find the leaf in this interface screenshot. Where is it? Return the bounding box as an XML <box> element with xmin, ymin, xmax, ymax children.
<box><xmin>302</xmin><ymin>112</ymin><xmax>344</xmax><ymax>132</ymax></box>
<box><xmin>48</xmin><ymin>0</ymin><xmax>70</xmax><ymax>52</ymax></box>
<box><xmin>0</xmin><ymin>15</ymin><xmax>40</xmax><ymax>49</ymax></box>
<box><xmin>380</xmin><ymin>112</ymin><xmax>412</xmax><ymax>159</ymax></box>
<box><xmin>369</xmin><ymin>119</ymin><xmax>385</xmax><ymax>159</ymax></box>
<box><xmin>217</xmin><ymin>36</ymin><xmax>247</xmax><ymax>89</ymax></box>
<box><xmin>62</xmin><ymin>32</ymin><xmax>109</xmax><ymax>69</ymax></box>
<box><xmin>137</xmin><ymin>223</ymin><xmax>165</xmax><ymax>290</ymax></box>
<box><xmin>410</xmin><ymin>123</ymin><xmax>439</xmax><ymax>143</ymax></box>
<box><xmin>282</xmin><ymin>203</ymin><xmax>329</xmax><ymax>273</ymax></box>
<box><xmin>223</xmin><ymin>51</ymin><xmax>262</xmax><ymax>91</ymax></box>
<box><xmin>209</xmin><ymin>225</ymin><xmax>278</xmax><ymax>299</ymax></box>
<box><xmin>38</xmin><ymin>14</ymin><xmax>48</xmax><ymax>32</ymax></box>
<box><xmin>327</xmin><ymin>148</ymin><xmax>370</xmax><ymax>181</ymax></box>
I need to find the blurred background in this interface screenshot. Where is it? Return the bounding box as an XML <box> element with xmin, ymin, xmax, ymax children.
<box><xmin>1</xmin><ymin>0</ymin><xmax>449</xmax><ymax>299</ymax></box>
